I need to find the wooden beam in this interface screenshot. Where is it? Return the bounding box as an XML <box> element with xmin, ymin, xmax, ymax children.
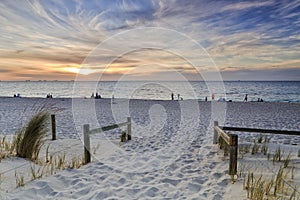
<box><xmin>221</xmin><ymin>126</ymin><xmax>300</xmax><ymax>136</ymax></box>
<box><xmin>89</xmin><ymin>121</ymin><xmax>129</xmax><ymax>135</ymax></box>
<box><xmin>215</xmin><ymin>126</ymin><xmax>230</xmax><ymax>144</ymax></box>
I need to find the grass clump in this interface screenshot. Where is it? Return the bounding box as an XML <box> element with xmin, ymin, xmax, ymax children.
<box><xmin>243</xmin><ymin>166</ymin><xmax>298</xmax><ymax>199</ymax></box>
<box><xmin>283</xmin><ymin>152</ymin><xmax>291</xmax><ymax>168</ymax></box>
<box><xmin>261</xmin><ymin>144</ymin><xmax>268</xmax><ymax>155</ymax></box>
<box><xmin>120</xmin><ymin>131</ymin><xmax>127</xmax><ymax>142</ymax></box>
<box><xmin>16</xmin><ymin>110</ymin><xmax>49</xmax><ymax>161</ymax></box>
<box><xmin>251</xmin><ymin>141</ymin><xmax>259</xmax><ymax>155</ymax></box>
<box><xmin>263</xmin><ymin>135</ymin><xmax>270</xmax><ymax>143</ymax></box>
<box><xmin>273</xmin><ymin>146</ymin><xmax>283</xmax><ymax>163</ymax></box>
<box><xmin>15</xmin><ymin>171</ymin><xmax>25</xmax><ymax>188</ymax></box>
<box><xmin>257</xmin><ymin>134</ymin><xmax>263</xmax><ymax>143</ymax></box>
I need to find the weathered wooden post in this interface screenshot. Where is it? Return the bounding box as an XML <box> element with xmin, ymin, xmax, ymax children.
<box><xmin>213</xmin><ymin>121</ymin><xmax>218</xmax><ymax>144</ymax></box>
<box><xmin>229</xmin><ymin>134</ymin><xmax>238</xmax><ymax>175</ymax></box>
<box><xmin>83</xmin><ymin>124</ymin><xmax>91</xmax><ymax>164</ymax></box>
<box><xmin>51</xmin><ymin>114</ymin><xmax>56</xmax><ymax>140</ymax></box>
<box><xmin>127</xmin><ymin>117</ymin><xmax>131</xmax><ymax>140</ymax></box>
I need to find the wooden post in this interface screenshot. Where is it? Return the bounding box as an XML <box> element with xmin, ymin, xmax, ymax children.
<box><xmin>229</xmin><ymin>134</ymin><xmax>238</xmax><ymax>175</ymax></box>
<box><xmin>213</xmin><ymin>121</ymin><xmax>218</xmax><ymax>144</ymax></box>
<box><xmin>51</xmin><ymin>114</ymin><xmax>56</xmax><ymax>140</ymax></box>
<box><xmin>127</xmin><ymin>117</ymin><xmax>131</xmax><ymax>140</ymax></box>
<box><xmin>83</xmin><ymin>124</ymin><xmax>91</xmax><ymax>164</ymax></box>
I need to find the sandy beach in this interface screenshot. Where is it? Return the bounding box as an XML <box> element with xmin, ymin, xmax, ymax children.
<box><xmin>0</xmin><ymin>97</ymin><xmax>299</xmax><ymax>199</ymax></box>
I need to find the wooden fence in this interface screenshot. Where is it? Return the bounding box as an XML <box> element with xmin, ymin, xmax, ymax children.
<box><xmin>213</xmin><ymin>121</ymin><xmax>238</xmax><ymax>175</ymax></box>
<box><xmin>213</xmin><ymin>121</ymin><xmax>300</xmax><ymax>175</ymax></box>
<box><xmin>83</xmin><ymin>117</ymin><xmax>132</xmax><ymax>164</ymax></box>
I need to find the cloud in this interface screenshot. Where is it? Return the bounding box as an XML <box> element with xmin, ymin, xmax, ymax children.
<box><xmin>221</xmin><ymin>1</ymin><xmax>274</xmax><ymax>12</ymax></box>
<box><xmin>221</xmin><ymin>67</ymin><xmax>300</xmax><ymax>81</ymax></box>
<box><xmin>0</xmin><ymin>0</ymin><xmax>299</xmax><ymax>80</ymax></box>
<box><xmin>0</xmin><ymin>68</ymin><xmax>13</xmax><ymax>73</ymax></box>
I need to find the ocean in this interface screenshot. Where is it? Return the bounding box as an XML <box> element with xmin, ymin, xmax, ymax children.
<box><xmin>0</xmin><ymin>81</ymin><xmax>299</xmax><ymax>102</ymax></box>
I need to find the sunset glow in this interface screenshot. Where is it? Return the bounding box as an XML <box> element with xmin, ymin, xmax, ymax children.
<box><xmin>0</xmin><ymin>1</ymin><xmax>299</xmax><ymax>81</ymax></box>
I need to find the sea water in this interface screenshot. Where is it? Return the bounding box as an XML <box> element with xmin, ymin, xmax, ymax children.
<box><xmin>0</xmin><ymin>81</ymin><xmax>299</xmax><ymax>102</ymax></box>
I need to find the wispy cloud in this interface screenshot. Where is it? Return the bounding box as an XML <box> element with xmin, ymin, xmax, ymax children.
<box><xmin>0</xmin><ymin>0</ymin><xmax>299</xmax><ymax>80</ymax></box>
<box><xmin>221</xmin><ymin>1</ymin><xmax>274</xmax><ymax>12</ymax></box>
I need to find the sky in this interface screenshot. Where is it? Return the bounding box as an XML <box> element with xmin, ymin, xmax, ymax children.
<box><xmin>0</xmin><ymin>0</ymin><xmax>299</xmax><ymax>81</ymax></box>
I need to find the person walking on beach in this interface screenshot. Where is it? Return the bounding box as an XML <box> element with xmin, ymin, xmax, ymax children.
<box><xmin>171</xmin><ymin>93</ymin><xmax>174</xmax><ymax>100</ymax></box>
<box><xmin>212</xmin><ymin>93</ymin><xmax>214</xmax><ymax>101</ymax></box>
<box><xmin>177</xmin><ymin>94</ymin><xmax>180</xmax><ymax>100</ymax></box>
<box><xmin>243</xmin><ymin>94</ymin><xmax>248</xmax><ymax>102</ymax></box>
<box><xmin>112</xmin><ymin>94</ymin><xmax>115</xmax><ymax>104</ymax></box>
<box><xmin>205</xmin><ymin>96</ymin><xmax>207</xmax><ymax>101</ymax></box>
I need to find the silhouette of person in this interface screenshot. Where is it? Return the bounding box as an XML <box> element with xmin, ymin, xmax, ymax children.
<box><xmin>205</xmin><ymin>96</ymin><xmax>207</xmax><ymax>101</ymax></box>
<box><xmin>112</xmin><ymin>94</ymin><xmax>115</xmax><ymax>104</ymax></box>
<box><xmin>171</xmin><ymin>93</ymin><xmax>174</xmax><ymax>100</ymax></box>
<box><xmin>177</xmin><ymin>94</ymin><xmax>180</xmax><ymax>100</ymax></box>
<box><xmin>243</xmin><ymin>94</ymin><xmax>248</xmax><ymax>102</ymax></box>
<box><xmin>212</xmin><ymin>93</ymin><xmax>215</xmax><ymax>101</ymax></box>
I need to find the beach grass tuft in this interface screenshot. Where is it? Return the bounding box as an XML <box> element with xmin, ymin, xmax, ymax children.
<box><xmin>273</xmin><ymin>146</ymin><xmax>283</xmax><ymax>163</ymax></box>
<box><xmin>14</xmin><ymin>171</ymin><xmax>25</xmax><ymax>188</ymax></box>
<box><xmin>283</xmin><ymin>152</ymin><xmax>291</xmax><ymax>168</ymax></box>
<box><xmin>237</xmin><ymin>135</ymin><xmax>300</xmax><ymax>199</ymax></box>
<box><xmin>261</xmin><ymin>143</ymin><xmax>268</xmax><ymax>155</ymax></box>
<box><xmin>16</xmin><ymin>110</ymin><xmax>49</xmax><ymax>161</ymax></box>
<box><xmin>120</xmin><ymin>131</ymin><xmax>127</xmax><ymax>142</ymax></box>
<box><xmin>257</xmin><ymin>134</ymin><xmax>263</xmax><ymax>143</ymax></box>
<box><xmin>251</xmin><ymin>140</ymin><xmax>259</xmax><ymax>155</ymax></box>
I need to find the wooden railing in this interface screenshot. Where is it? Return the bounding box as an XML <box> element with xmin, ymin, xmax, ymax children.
<box><xmin>213</xmin><ymin>121</ymin><xmax>238</xmax><ymax>175</ymax></box>
<box><xmin>221</xmin><ymin>126</ymin><xmax>300</xmax><ymax>136</ymax></box>
<box><xmin>213</xmin><ymin>121</ymin><xmax>300</xmax><ymax>175</ymax></box>
<box><xmin>83</xmin><ymin>117</ymin><xmax>132</xmax><ymax>164</ymax></box>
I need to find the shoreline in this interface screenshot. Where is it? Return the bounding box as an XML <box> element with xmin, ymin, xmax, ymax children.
<box><xmin>0</xmin><ymin>96</ymin><xmax>299</xmax><ymax>103</ymax></box>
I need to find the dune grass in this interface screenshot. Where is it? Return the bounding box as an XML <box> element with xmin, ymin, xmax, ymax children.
<box><xmin>120</xmin><ymin>131</ymin><xmax>127</xmax><ymax>142</ymax></box>
<box><xmin>0</xmin><ymin>103</ymin><xmax>87</xmax><ymax>188</ymax></box>
<box><xmin>15</xmin><ymin>110</ymin><xmax>49</xmax><ymax>161</ymax></box>
<box><xmin>237</xmin><ymin>134</ymin><xmax>300</xmax><ymax>199</ymax></box>
<box><xmin>14</xmin><ymin>103</ymin><xmax>63</xmax><ymax>161</ymax></box>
